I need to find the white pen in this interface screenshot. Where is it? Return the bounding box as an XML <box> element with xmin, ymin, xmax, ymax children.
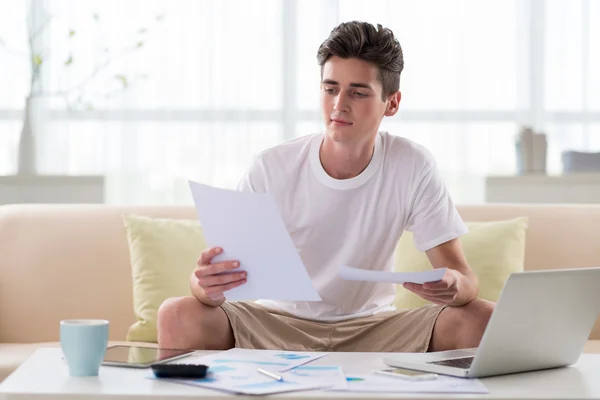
<box><xmin>257</xmin><ymin>367</ymin><xmax>284</xmax><ymax>381</ymax></box>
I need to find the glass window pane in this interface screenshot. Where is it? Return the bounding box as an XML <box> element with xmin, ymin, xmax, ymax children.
<box><xmin>0</xmin><ymin>2</ymin><xmax>30</xmax><ymax>109</ymax></box>
<box><xmin>0</xmin><ymin>121</ymin><xmax>21</xmax><ymax>175</ymax></box>
<box><xmin>544</xmin><ymin>0</ymin><xmax>600</xmax><ymax>111</ymax></box>
<box><xmin>296</xmin><ymin>0</ymin><xmax>338</xmax><ymax>112</ymax></box>
<box><xmin>384</xmin><ymin>0</ymin><xmax>518</xmax><ymax>111</ymax></box>
<box><xmin>295</xmin><ymin>121</ymin><xmax>324</xmax><ymax>138</ymax></box>
<box><xmin>379</xmin><ymin>121</ymin><xmax>519</xmax><ymax>176</ymax></box>
<box><xmin>545</xmin><ymin>0</ymin><xmax>586</xmax><ymax>111</ymax></box>
<box><xmin>42</xmin><ymin>0</ymin><xmax>282</xmax><ymax>111</ymax></box>
<box><xmin>587</xmin><ymin>0</ymin><xmax>600</xmax><ymax>110</ymax></box>
<box><xmin>298</xmin><ymin>0</ymin><xmax>519</xmax><ymax>111</ymax></box>
<box><xmin>37</xmin><ymin>118</ymin><xmax>108</xmax><ymax>175</ymax></box>
<box><xmin>39</xmin><ymin>120</ymin><xmax>282</xmax><ymax>195</ymax></box>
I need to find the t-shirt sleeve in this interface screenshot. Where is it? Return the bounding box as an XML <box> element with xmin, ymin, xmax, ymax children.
<box><xmin>237</xmin><ymin>156</ymin><xmax>267</xmax><ymax>194</ymax></box>
<box><xmin>405</xmin><ymin>151</ymin><xmax>468</xmax><ymax>252</ymax></box>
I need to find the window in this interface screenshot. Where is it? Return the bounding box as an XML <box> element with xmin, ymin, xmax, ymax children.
<box><xmin>1</xmin><ymin>0</ymin><xmax>598</xmax><ymax>204</ymax></box>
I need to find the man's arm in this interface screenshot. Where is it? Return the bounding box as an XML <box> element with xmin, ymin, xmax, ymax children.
<box><xmin>403</xmin><ymin>238</ymin><xmax>479</xmax><ymax>307</ymax></box>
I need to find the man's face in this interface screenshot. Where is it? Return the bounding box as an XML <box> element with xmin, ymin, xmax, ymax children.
<box><xmin>320</xmin><ymin>56</ymin><xmax>395</xmax><ymax>144</ymax></box>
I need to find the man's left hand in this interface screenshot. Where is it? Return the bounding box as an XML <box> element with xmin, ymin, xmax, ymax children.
<box><xmin>403</xmin><ymin>268</ymin><xmax>462</xmax><ymax>306</ymax></box>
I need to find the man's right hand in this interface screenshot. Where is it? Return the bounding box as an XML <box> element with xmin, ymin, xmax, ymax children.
<box><xmin>190</xmin><ymin>247</ymin><xmax>247</xmax><ymax>307</ymax></box>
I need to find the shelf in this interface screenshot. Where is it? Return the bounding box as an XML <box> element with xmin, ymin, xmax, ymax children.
<box><xmin>0</xmin><ymin>175</ymin><xmax>105</xmax><ymax>204</ymax></box>
<box><xmin>485</xmin><ymin>174</ymin><xmax>600</xmax><ymax>203</ymax></box>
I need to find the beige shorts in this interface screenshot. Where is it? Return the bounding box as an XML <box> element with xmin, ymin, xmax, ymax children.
<box><xmin>220</xmin><ymin>301</ymin><xmax>447</xmax><ymax>353</ymax></box>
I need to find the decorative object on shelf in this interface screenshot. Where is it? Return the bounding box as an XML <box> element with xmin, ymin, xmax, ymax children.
<box><xmin>562</xmin><ymin>151</ymin><xmax>600</xmax><ymax>174</ymax></box>
<box><xmin>515</xmin><ymin>126</ymin><xmax>547</xmax><ymax>175</ymax></box>
<box><xmin>17</xmin><ymin>96</ymin><xmax>43</xmax><ymax>176</ymax></box>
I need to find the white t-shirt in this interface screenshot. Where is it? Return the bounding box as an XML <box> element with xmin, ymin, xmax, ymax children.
<box><xmin>237</xmin><ymin>131</ymin><xmax>468</xmax><ymax>322</ymax></box>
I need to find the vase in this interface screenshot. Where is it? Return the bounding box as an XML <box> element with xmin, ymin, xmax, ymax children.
<box><xmin>17</xmin><ymin>95</ymin><xmax>43</xmax><ymax>175</ymax></box>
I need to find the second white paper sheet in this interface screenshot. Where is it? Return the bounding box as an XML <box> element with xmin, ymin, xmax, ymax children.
<box><xmin>338</xmin><ymin>265</ymin><xmax>447</xmax><ymax>284</ymax></box>
<box><xmin>188</xmin><ymin>180</ymin><xmax>321</xmax><ymax>301</ymax></box>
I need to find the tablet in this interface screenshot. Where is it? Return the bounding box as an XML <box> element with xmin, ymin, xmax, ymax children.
<box><xmin>102</xmin><ymin>345</ymin><xmax>194</xmax><ymax>368</ymax></box>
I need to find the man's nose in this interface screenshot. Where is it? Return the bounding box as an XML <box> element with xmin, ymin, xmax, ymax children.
<box><xmin>334</xmin><ymin>93</ymin><xmax>349</xmax><ymax>112</ymax></box>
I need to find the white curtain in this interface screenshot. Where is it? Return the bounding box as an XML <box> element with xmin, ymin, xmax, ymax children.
<box><xmin>1</xmin><ymin>0</ymin><xmax>599</xmax><ymax>204</ymax></box>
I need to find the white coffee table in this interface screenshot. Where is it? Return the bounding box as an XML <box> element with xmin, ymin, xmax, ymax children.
<box><xmin>1</xmin><ymin>348</ymin><xmax>600</xmax><ymax>399</ymax></box>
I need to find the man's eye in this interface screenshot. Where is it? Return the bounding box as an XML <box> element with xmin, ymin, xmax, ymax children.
<box><xmin>354</xmin><ymin>92</ymin><xmax>367</xmax><ymax>97</ymax></box>
<box><xmin>324</xmin><ymin>88</ymin><xmax>335</xmax><ymax>93</ymax></box>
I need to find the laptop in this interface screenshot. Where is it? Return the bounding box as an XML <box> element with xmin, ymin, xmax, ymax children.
<box><xmin>383</xmin><ymin>267</ymin><xmax>600</xmax><ymax>378</ymax></box>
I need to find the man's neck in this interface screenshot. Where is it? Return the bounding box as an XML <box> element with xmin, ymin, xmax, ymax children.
<box><xmin>319</xmin><ymin>133</ymin><xmax>377</xmax><ymax>180</ymax></box>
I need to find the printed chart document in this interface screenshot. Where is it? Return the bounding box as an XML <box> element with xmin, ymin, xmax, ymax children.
<box><xmin>163</xmin><ymin>349</ymin><xmax>343</xmax><ymax>395</ymax></box>
<box><xmin>178</xmin><ymin>348</ymin><xmax>328</xmax><ymax>372</ymax></box>
<box><xmin>338</xmin><ymin>265</ymin><xmax>447</xmax><ymax>284</ymax></box>
<box><xmin>166</xmin><ymin>364</ymin><xmax>346</xmax><ymax>396</ymax></box>
<box><xmin>337</xmin><ymin>373</ymin><xmax>488</xmax><ymax>394</ymax></box>
<box><xmin>188</xmin><ymin>181</ymin><xmax>321</xmax><ymax>301</ymax></box>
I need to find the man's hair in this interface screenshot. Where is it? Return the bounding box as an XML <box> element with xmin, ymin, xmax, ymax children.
<box><xmin>316</xmin><ymin>21</ymin><xmax>403</xmax><ymax>101</ymax></box>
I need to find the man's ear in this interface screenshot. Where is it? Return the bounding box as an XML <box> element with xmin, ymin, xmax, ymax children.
<box><xmin>384</xmin><ymin>91</ymin><xmax>401</xmax><ymax>117</ymax></box>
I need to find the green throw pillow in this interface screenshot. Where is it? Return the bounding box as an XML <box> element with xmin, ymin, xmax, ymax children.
<box><xmin>123</xmin><ymin>214</ymin><xmax>207</xmax><ymax>343</ymax></box>
<box><xmin>393</xmin><ymin>217</ymin><xmax>529</xmax><ymax>309</ymax></box>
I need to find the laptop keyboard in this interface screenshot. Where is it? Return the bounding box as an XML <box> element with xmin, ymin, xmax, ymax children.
<box><xmin>428</xmin><ymin>356</ymin><xmax>474</xmax><ymax>369</ymax></box>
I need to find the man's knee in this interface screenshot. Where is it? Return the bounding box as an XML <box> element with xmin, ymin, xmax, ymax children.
<box><xmin>430</xmin><ymin>298</ymin><xmax>495</xmax><ymax>351</ymax></box>
<box><xmin>158</xmin><ymin>296</ymin><xmax>199</xmax><ymax>329</ymax></box>
<box><xmin>157</xmin><ymin>297</ymin><xmax>206</xmax><ymax>346</ymax></box>
<box><xmin>157</xmin><ymin>296</ymin><xmax>233</xmax><ymax>350</ymax></box>
<box><xmin>458</xmin><ymin>298</ymin><xmax>495</xmax><ymax>347</ymax></box>
<box><xmin>466</xmin><ymin>298</ymin><xmax>495</xmax><ymax>325</ymax></box>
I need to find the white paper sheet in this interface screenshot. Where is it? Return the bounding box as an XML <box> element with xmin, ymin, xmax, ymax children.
<box><xmin>284</xmin><ymin>365</ymin><xmax>348</xmax><ymax>390</ymax></box>
<box><xmin>175</xmin><ymin>349</ymin><xmax>328</xmax><ymax>372</ymax></box>
<box><xmin>335</xmin><ymin>373</ymin><xmax>488</xmax><ymax>394</ymax></box>
<box><xmin>338</xmin><ymin>264</ymin><xmax>447</xmax><ymax>284</ymax></box>
<box><xmin>188</xmin><ymin>180</ymin><xmax>321</xmax><ymax>301</ymax></box>
<box><xmin>162</xmin><ymin>349</ymin><xmax>342</xmax><ymax>396</ymax></box>
<box><xmin>165</xmin><ymin>364</ymin><xmax>346</xmax><ymax>395</ymax></box>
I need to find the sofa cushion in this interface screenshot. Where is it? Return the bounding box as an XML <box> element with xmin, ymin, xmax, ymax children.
<box><xmin>123</xmin><ymin>214</ymin><xmax>207</xmax><ymax>343</ymax></box>
<box><xmin>394</xmin><ymin>217</ymin><xmax>529</xmax><ymax>309</ymax></box>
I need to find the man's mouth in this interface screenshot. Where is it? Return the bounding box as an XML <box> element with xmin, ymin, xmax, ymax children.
<box><xmin>331</xmin><ymin>118</ymin><xmax>353</xmax><ymax>126</ymax></box>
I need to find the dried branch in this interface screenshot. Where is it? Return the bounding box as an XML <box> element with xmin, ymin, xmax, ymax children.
<box><xmin>21</xmin><ymin>5</ymin><xmax>165</xmax><ymax>108</ymax></box>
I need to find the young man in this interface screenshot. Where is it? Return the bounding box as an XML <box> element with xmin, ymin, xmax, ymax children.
<box><xmin>158</xmin><ymin>21</ymin><xmax>494</xmax><ymax>353</ymax></box>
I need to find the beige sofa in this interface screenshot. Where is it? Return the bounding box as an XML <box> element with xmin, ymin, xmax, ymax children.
<box><xmin>1</xmin><ymin>203</ymin><xmax>600</xmax><ymax>382</ymax></box>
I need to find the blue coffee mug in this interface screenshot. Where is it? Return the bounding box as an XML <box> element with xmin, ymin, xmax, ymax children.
<box><xmin>60</xmin><ymin>319</ymin><xmax>109</xmax><ymax>377</ymax></box>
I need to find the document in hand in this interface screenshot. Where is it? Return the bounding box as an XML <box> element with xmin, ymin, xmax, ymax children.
<box><xmin>338</xmin><ymin>265</ymin><xmax>447</xmax><ymax>284</ymax></box>
<box><xmin>188</xmin><ymin>180</ymin><xmax>321</xmax><ymax>301</ymax></box>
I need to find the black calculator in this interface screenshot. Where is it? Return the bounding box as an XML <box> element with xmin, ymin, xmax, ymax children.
<box><xmin>151</xmin><ymin>364</ymin><xmax>209</xmax><ymax>379</ymax></box>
